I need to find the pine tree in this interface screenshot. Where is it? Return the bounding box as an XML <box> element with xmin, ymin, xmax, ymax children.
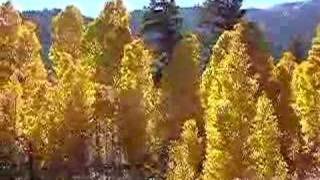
<box><xmin>288</xmin><ymin>34</ymin><xmax>308</xmax><ymax>60</ymax></box>
<box><xmin>199</xmin><ymin>0</ymin><xmax>245</xmax><ymax>44</ymax></box>
<box><xmin>166</xmin><ymin>119</ymin><xmax>202</xmax><ymax>180</ymax></box>
<box><xmin>141</xmin><ymin>0</ymin><xmax>182</xmax><ymax>54</ymax></box>
<box><xmin>201</xmin><ymin>23</ymin><xmax>259</xmax><ymax>179</ymax></box>
<box><xmin>200</xmin><ymin>0</ymin><xmax>245</xmax><ymax>31</ymax></box>
<box><xmin>292</xmin><ymin>25</ymin><xmax>320</xmax><ymax>168</ymax></box>
<box><xmin>248</xmin><ymin>94</ymin><xmax>288</xmax><ymax>179</ymax></box>
<box><xmin>142</xmin><ymin>0</ymin><xmax>183</xmax><ymax>85</ymax></box>
<box><xmin>198</xmin><ymin>0</ymin><xmax>245</xmax><ymax>69</ymax></box>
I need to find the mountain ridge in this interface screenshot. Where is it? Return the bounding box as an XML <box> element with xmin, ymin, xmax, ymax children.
<box><xmin>22</xmin><ymin>0</ymin><xmax>320</xmax><ymax>59</ymax></box>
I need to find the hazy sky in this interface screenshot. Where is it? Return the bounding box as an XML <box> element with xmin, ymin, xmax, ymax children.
<box><xmin>0</xmin><ymin>0</ymin><xmax>307</xmax><ymax>17</ymax></box>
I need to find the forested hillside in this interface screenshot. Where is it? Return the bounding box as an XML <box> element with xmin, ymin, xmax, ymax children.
<box><xmin>1</xmin><ymin>0</ymin><xmax>320</xmax><ymax>179</ymax></box>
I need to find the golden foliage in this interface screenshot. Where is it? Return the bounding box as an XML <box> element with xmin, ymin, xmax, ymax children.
<box><xmin>117</xmin><ymin>39</ymin><xmax>156</xmax><ymax>163</ymax></box>
<box><xmin>292</xmin><ymin>24</ymin><xmax>320</xmax><ymax>167</ymax></box>
<box><xmin>202</xmin><ymin>23</ymin><xmax>259</xmax><ymax>180</ymax></box>
<box><xmin>167</xmin><ymin>119</ymin><xmax>202</xmax><ymax>180</ymax></box>
<box><xmin>248</xmin><ymin>94</ymin><xmax>288</xmax><ymax>179</ymax></box>
<box><xmin>308</xmin><ymin>25</ymin><xmax>320</xmax><ymax>62</ymax></box>
<box><xmin>161</xmin><ymin>34</ymin><xmax>203</xmax><ymax>140</ymax></box>
<box><xmin>52</xmin><ymin>5</ymin><xmax>83</xmax><ymax>57</ymax></box>
<box><xmin>2</xmin><ymin>1</ymin><xmax>320</xmax><ymax>179</ymax></box>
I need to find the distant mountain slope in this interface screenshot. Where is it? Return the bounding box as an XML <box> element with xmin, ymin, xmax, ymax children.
<box><xmin>246</xmin><ymin>0</ymin><xmax>320</xmax><ymax>58</ymax></box>
<box><xmin>22</xmin><ymin>0</ymin><xmax>320</xmax><ymax>59</ymax></box>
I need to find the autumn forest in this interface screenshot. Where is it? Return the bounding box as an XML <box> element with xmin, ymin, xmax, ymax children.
<box><xmin>1</xmin><ymin>0</ymin><xmax>320</xmax><ymax>179</ymax></box>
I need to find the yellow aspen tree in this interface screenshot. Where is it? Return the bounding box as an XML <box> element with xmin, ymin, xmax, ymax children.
<box><xmin>244</xmin><ymin>22</ymin><xmax>299</xmax><ymax>174</ymax></box>
<box><xmin>15</xmin><ymin>20</ymin><xmax>50</xmax><ymax>171</ymax></box>
<box><xmin>85</xmin><ymin>0</ymin><xmax>131</xmax><ymax>84</ymax></box>
<box><xmin>160</xmin><ymin>34</ymin><xmax>203</xmax><ymax>141</ymax></box>
<box><xmin>0</xmin><ymin>2</ymin><xmax>21</xmax><ymax>84</ymax></box>
<box><xmin>274</xmin><ymin>52</ymin><xmax>303</xmax><ymax>175</ymax></box>
<box><xmin>0</xmin><ymin>1</ymin><xmax>21</xmax><ymax>141</ymax></box>
<box><xmin>292</xmin><ymin>25</ymin><xmax>320</xmax><ymax>167</ymax></box>
<box><xmin>14</xmin><ymin>22</ymin><xmax>51</xmax><ymax>180</ymax></box>
<box><xmin>248</xmin><ymin>93</ymin><xmax>288</xmax><ymax>179</ymax></box>
<box><xmin>201</xmin><ymin>22</ymin><xmax>288</xmax><ymax>179</ymax></box>
<box><xmin>275</xmin><ymin>52</ymin><xmax>299</xmax><ymax>91</ymax></box>
<box><xmin>201</xmin><ymin>23</ymin><xmax>259</xmax><ymax>179</ymax></box>
<box><xmin>0</xmin><ymin>90</ymin><xmax>19</xmax><ymax>176</ymax></box>
<box><xmin>166</xmin><ymin>119</ymin><xmax>202</xmax><ymax>180</ymax></box>
<box><xmin>0</xmin><ymin>3</ymin><xmax>48</xmax><ymax>176</ymax></box>
<box><xmin>47</xmin><ymin>6</ymin><xmax>95</xmax><ymax>175</ymax></box>
<box><xmin>308</xmin><ymin>25</ymin><xmax>320</xmax><ymax>62</ymax></box>
<box><xmin>117</xmin><ymin>39</ymin><xmax>155</xmax><ymax>164</ymax></box>
<box><xmin>83</xmin><ymin>0</ymin><xmax>132</xmax><ymax>163</ymax></box>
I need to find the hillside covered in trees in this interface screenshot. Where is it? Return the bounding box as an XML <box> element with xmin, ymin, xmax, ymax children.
<box><xmin>1</xmin><ymin>0</ymin><xmax>320</xmax><ymax>179</ymax></box>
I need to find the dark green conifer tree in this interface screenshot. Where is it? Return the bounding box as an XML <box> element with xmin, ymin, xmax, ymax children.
<box><xmin>141</xmin><ymin>0</ymin><xmax>183</xmax><ymax>85</ymax></box>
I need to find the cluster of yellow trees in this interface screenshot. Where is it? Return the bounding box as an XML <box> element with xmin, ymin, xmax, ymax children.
<box><xmin>1</xmin><ymin>0</ymin><xmax>320</xmax><ymax>179</ymax></box>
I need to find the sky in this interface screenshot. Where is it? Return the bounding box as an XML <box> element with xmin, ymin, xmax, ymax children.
<box><xmin>0</xmin><ymin>0</ymin><xmax>307</xmax><ymax>17</ymax></box>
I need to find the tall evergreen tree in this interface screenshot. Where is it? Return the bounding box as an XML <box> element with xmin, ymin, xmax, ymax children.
<box><xmin>198</xmin><ymin>0</ymin><xmax>245</xmax><ymax>69</ymax></box>
<box><xmin>141</xmin><ymin>0</ymin><xmax>182</xmax><ymax>54</ymax></box>
<box><xmin>141</xmin><ymin>0</ymin><xmax>183</xmax><ymax>85</ymax></box>
<box><xmin>288</xmin><ymin>34</ymin><xmax>308</xmax><ymax>60</ymax></box>
<box><xmin>200</xmin><ymin>0</ymin><xmax>245</xmax><ymax>34</ymax></box>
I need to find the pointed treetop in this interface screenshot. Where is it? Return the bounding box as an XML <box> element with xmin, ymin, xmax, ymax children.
<box><xmin>308</xmin><ymin>24</ymin><xmax>320</xmax><ymax>63</ymax></box>
<box><xmin>99</xmin><ymin>0</ymin><xmax>129</xmax><ymax>29</ymax></box>
<box><xmin>52</xmin><ymin>5</ymin><xmax>84</xmax><ymax>55</ymax></box>
<box><xmin>0</xmin><ymin>1</ymin><xmax>21</xmax><ymax>35</ymax></box>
